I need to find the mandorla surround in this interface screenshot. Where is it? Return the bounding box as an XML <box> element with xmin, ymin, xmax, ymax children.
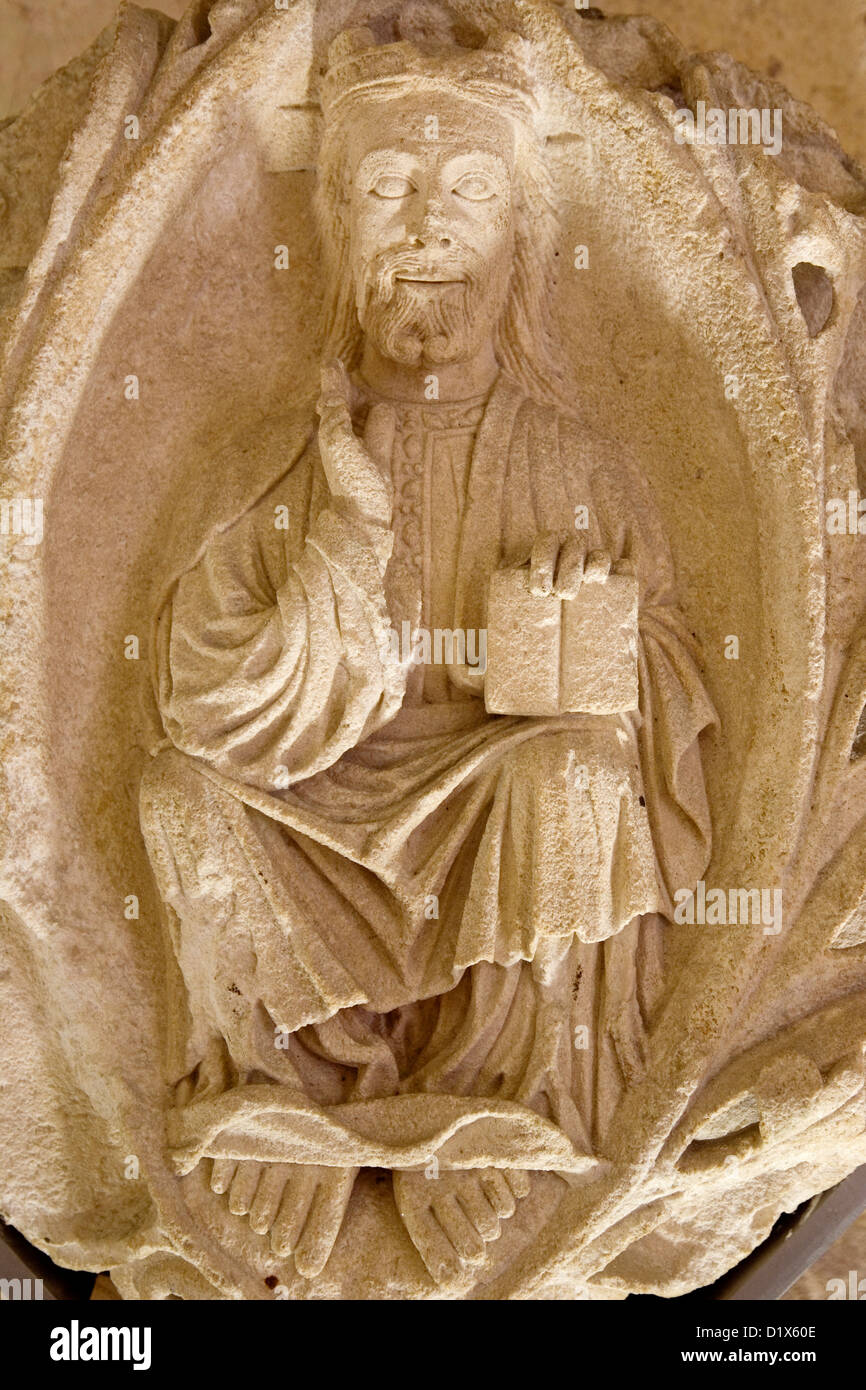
<box><xmin>0</xmin><ymin>0</ymin><xmax>864</xmax><ymax>1299</ymax></box>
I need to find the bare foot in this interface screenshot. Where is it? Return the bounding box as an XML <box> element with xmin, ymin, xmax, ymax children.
<box><xmin>393</xmin><ymin>1167</ymin><xmax>530</xmax><ymax>1284</ymax></box>
<box><xmin>210</xmin><ymin>1159</ymin><xmax>358</xmax><ymax>1278</ymax></box>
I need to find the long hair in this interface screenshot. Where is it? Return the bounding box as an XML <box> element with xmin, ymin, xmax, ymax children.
<box><xmin>314</xmin><ymin>100</ymin><xmax>569</xmax><ymax>408</ymax></box>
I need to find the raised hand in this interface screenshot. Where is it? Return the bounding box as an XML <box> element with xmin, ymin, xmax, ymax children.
<box><xmin>316</xmin><ymin>358</ymin><xmax>394</xmax><ymax>529</ymax></box>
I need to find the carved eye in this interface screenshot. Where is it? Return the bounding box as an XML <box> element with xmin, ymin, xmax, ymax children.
<box><xmin>370</xmin><ymin>174</ymin><xmax>416</xmax><ymax>199</ymax></box>
<box><xmin>452</xmin><ymin>172</ymin><xmax>496</xmax><ymax>202</ymax></box>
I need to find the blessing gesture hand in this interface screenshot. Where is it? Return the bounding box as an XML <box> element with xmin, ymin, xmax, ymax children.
<box><xmin>316</xmin><ymin>359</ymin><xmax>394</xmax><ymax>529</ymax></box>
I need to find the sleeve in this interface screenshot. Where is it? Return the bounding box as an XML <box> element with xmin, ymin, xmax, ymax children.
<box><xmin>588</xmin><ymin>449</ymin><xmax>719</xmax><ymax>911</ymax></box>
<box><xmin>154</xmin><ymin>452</ymin><xmax>406</xmax><ymax>792</ymax></box>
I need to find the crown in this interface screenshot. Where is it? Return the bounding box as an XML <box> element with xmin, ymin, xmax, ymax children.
<box><xmin>320</xmin><ymin>26</ymin><xmax>538</xmax><ymax>125</ymax></box>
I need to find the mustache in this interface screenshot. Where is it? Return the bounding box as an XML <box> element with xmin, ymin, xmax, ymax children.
<box><xmin>359</xmin><ymin>275</ymin><xmax>480</xmax><ymax>366</ymax></box>
<box><xmin>364</xmin><ymin>242</ymin><xmax>487</xmax><ymax>301</ymax></box>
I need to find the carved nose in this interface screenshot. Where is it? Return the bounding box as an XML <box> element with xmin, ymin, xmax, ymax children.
<box><xmin>408</xmin><ymin>232</ymin><xmax>452</xmax><ymax>249</ymax></box>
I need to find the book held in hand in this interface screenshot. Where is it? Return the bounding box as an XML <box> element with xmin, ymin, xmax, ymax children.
<box><xmin>485</xmin><ymin>563</ymin><xmax>639</xmax><ymax>716</ymax></box>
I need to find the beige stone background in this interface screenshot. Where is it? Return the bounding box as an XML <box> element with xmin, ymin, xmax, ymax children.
<box><xmin>1</xmin><ymin>0</ymin><xmax>865</xmax><ymax>164</ymax></box>
<box><xmin>1</xmin><ymin>0</ymin><xmax>864</xmax><ymax>1301</ymax></box>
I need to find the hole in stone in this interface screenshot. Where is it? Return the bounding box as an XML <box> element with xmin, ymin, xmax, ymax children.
<box><xmin>851</xmin><ymin>703</ymin><xmax>866</xmax><ymax>760</ymax></box>
<box><xmin>792</xmin><ymin>262</ymin><xmax>834</xmax><ymax>337</ymax></box>
<box><xmin>189</xmin><ymin>2</ymin><xmax>213</xmax><ymax>46</ymax></box>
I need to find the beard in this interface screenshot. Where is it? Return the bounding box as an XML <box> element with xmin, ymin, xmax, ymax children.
<box><xmin>356</xmin><ymin>241</ymin><xmax>508</xmax><ymax>367</ymax></box>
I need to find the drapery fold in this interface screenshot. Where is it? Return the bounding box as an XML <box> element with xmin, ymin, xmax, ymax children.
<box><xmin>143</xmin><ymin>374</ymin><xmax>717</xmax><ymax>1152</ymax></box>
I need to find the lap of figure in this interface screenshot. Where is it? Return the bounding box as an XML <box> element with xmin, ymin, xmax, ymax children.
<box><xmin>138</xmin><ymin>714</ymin><xmax>663</xmax><ymax>1291</ymax></box>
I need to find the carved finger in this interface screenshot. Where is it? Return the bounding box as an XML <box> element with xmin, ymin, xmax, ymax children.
<box><xmin>227</xmin><ymin>1160</ymin><xmax>263</xmax><ymax>1215</ymax></box>
<box><xmin>504</xmin><ymin>1169</ymin><xmax>531</xmax><ymax>1200</ymax></box>
<box><xmin>583</xmin><ymin>549</ymin><xmax>612</xmax><ymax>584</ymax></box>
<box><xmin>249</xmin><ymin>1163</ymin><xmax>292</xmax><ymax>1236</ymax></box>
<box><xmin>529</xmin><ymin>532</ymin><xmax>560</xmax><ymax>598</ymax></box>
<box><xmin>316</xmin><ymin>358</ymin><xmax>354</xmax><ymax>417</ymax></box>
<box><xmin>293</xmin><ymin>1167</ymin><xmax>357</xmax><ymax>1279</ymax></box>
<box><xmin>271</xmin><ymin>1167</ymin><xmax>316</xmax><ymax>1258</ymax></box>
<box><xmin>364</xmin><ymin>402</ymin><xmax>397</xmax><ymax>470</ymax></box>
<box><xmin>317</xmin><ymin>385</ymin><xmax>352</xmax><ymax>437</ymax></box>
<box><xmin>479</xmin><ymin>1169</ymin><xmax>517</xmax><ymax>1218</ymax></box>
<box><xmin>432</xmin><ymin>1194</ymin><xmax>487</xmax><ymax>1265</ymax></box>
<box><xmin>455</xmin><ymin>1177</ymin><xmax>501</xmax><ymax>1243</ymax></box>
<box><xmin>210</xmin><ymin>1158</ymin><xmax>237</xmax><ymax>1195</ymax></box>
<box><xmin>554</xmin><ymin>535</ymin><xmax>586</xmax><ymax>599</ymax></box>
<box><xmin>317</xmin><ymin>406</ymin><xmax>392</xmax><ymax>526</ymax></box>
<box><xmin>316</xmin><ymin>362</ymin><xmax>355</xmax><ymax>454</ymax></box>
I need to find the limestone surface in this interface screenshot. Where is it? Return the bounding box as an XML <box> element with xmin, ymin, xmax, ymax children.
<box><xmin>0</xmin><ymin>0</ymin><xmax>865</xmax><ymax>1300</ymax></box>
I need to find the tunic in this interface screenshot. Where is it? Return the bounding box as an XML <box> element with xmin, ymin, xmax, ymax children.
<box><xmin>142</xmin><ymin>372</ymin><xmax>718</xmax><ymax>1167</ymax></box>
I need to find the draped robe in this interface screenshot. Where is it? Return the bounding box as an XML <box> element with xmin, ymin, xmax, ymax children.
<box><xmin>141</xmin><ymin>373</ymin><xmax>717</xmax><ymax>1175</ymax></box>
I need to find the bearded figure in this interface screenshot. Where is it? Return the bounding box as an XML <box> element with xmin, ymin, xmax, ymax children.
<box><xmin>140</xmin><ymin>11</ymin><xmax>717</xmax><ymax>1291</ymax></box>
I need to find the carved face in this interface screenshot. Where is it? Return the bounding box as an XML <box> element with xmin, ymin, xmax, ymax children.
<box><xmin>346</xmin><ymin>91</ymin><xmax>517</xmax><ymax>368</ymax></box>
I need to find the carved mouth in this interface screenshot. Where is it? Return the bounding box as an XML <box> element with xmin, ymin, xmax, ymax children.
<box><xmin>394</xmin><ymin>274</ymin><xmax>466</xmax><ymax>286</ymax></box>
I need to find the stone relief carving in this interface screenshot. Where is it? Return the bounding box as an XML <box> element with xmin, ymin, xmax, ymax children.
<box><xmin>0</xmin><ymin>0</ymin><xmax>865</xmax><ymax>1300</ymax></box>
